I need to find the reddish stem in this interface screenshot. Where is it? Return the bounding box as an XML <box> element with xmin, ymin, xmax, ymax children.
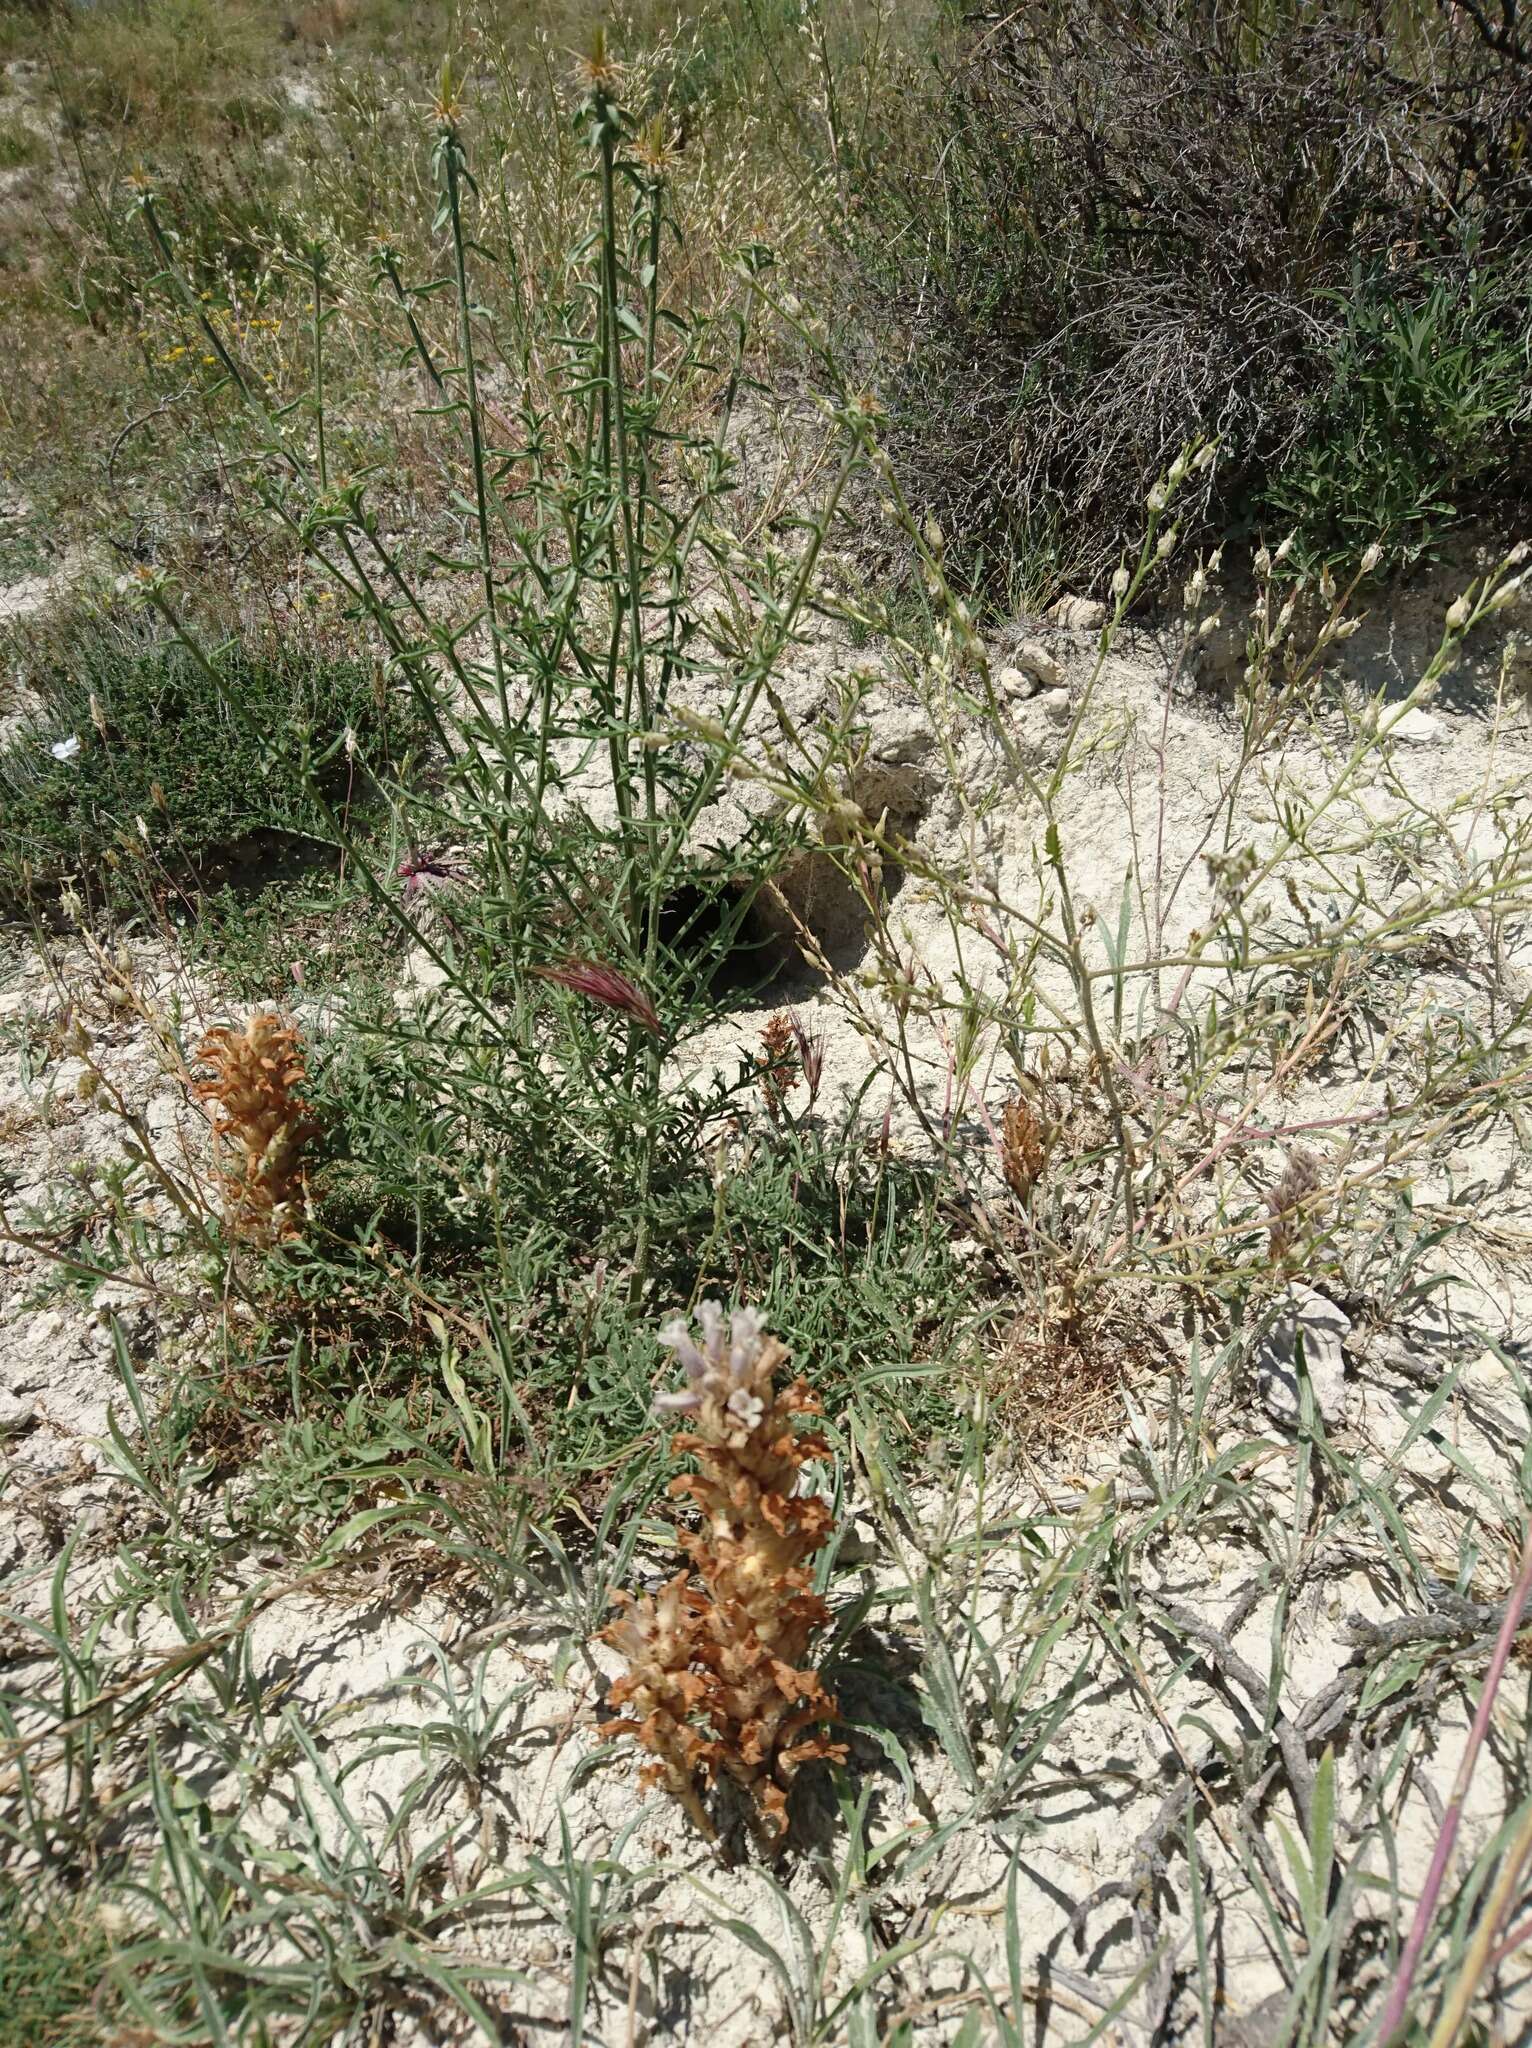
<box><xmin>1377</xmin><ymin>1528</ymin><xmax>1532</xmax><ymax>2045</ymax></box>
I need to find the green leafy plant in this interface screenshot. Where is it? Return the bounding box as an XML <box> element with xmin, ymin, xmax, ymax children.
<box><xmin>0</xmin><ymin>612</ymin><xmax>396</xmax><ymax>912</ymax></box>
<box><xmin>1265</xmin><ymin>261</ymin><xmax>1532</xmax><ymax>565</ymax></box>
<box><xmin>0</xmin><ymin>1877</ymin><xmax>121</xmax><ymax>2048</ymax></box>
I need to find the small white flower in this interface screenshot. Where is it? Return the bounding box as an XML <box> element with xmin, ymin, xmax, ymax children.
<box><xmin>1111</xmin><ymin>565</ymin><xmax>1131</xmax><ymax>600</ymax></box>
<box><xmin>1445</xmin><ymin>594</ymin><xmax>1472</xmax><ymax>632</ymax></box>
<box><xmin>1360</xmin><ymin>542</ymin><xmax>1384</xmax><ymax>576</ymax></box>
<box><xmin>658</xmin><ymin>1315</ymin><xmax>707</xmax><ymax>1381</ymax></box>
<box><xmin>728</xmin><ymin>1307</ymin><xmax>766</xmax><ymax>1377</ymax></box>
<box><xmin>725</xmin><ymin>1388</ymin><xmax>766</xmax><ymax>1431</ymax></box>
<box><xmin>50</xmin><ymin>735</ymin><xmax>81</xmax><ymax>762</ymax></box>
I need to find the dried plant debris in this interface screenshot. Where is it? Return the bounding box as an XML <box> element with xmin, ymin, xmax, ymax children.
<box><xmin>600</xmin><ymin>1303</ymin><xmax>846</xmax><ymax>1843</ymax></box>
<box><xmin>999</xmin><ymin>1086</ymin><xmax>1048</xmax><ymax>1202</ymax></box>
<box><xmin>1266</xmin><ymin>1143</ymin><xmax>1329</xmax><ymax>1265</ymax></box>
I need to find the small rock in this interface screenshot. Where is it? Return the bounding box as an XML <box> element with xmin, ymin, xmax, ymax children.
<box><xmin>1037</xmin><ymin>688</ymin><xmax>1073</xmax><ymax>726</ymax></box>
<box><xmin>11</xmin><ymin>1434</ymin><xmax>78</xmax><ymax>1479</ymax></box>
<box><xmin>143</xmin><ymin>1094</ymin><xmax>184</xmax><ymax>1143</ymax></box>
<box><xmin>0</xmin><ymin>1392</ymin><xmax>38</xmax><ymax>1437</ymax></box>
<box><xmin>1256</xmin><ymin>1286</ymin><xmax>1350</xmax><ymax>1430</ymax></box>
<box><xmin>996</xmin><ymin>665</ymin><xmax>1038</xmax><ymax>702</ymax></box>
<box><xmin>1047</xmin><ymin>594</ymin><xmax>1106</xmax><ymax>632</ymax></box>
<box><xmin>1218</xmin><ymin>1991</ymin><xmax>1290</xmax><ymax>2048</ymax></box>
<box><xmin>401</xmin><ymin>946</ymin><xmax>450</xmax><ymax>992</ymax></box>
<box><xmin>866</xmin><ymin>705</ymin><xmax>937</xmax><ymax>768</ymax></box>
<box><xmin>1013</xmin><ymin>638</ymin><xmax>1063</xmax><ymax>688</ymax></box>
<box><xmin>1389</xmin><ymin>706</ymin><xmax>1442</xmax><ymax>744</ymax></box>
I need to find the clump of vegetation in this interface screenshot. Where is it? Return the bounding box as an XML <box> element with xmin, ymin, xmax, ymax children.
<box><xmin>0</xmin><ymin>1879</ymin><xmax>120</xmax><ymax>2048</ymax></box>
<box><xmin>0</xmin><ymin>612</ymin><xmax>395</xmax><ymax>913</ymax></box>
<box><xmin>1263</xmin><ymin>262</ymin><xmax>1532</xmax><ymax>564</ymax></box>
<box><xmin>857</xmin><ymin>0</ymin><xmax>1532</xmax><ymax>593</ymax></box>
<box><xmin>601</xmin><ymin>1302</ymin><xmax>845</xmax><ymax>1843</ymax></box>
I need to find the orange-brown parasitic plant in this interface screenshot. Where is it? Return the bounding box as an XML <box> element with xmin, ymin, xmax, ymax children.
<box><xmin>755</xmin><ymin>1012</ymin><xmax>800</xmax><ymax>1124</ymax></box>
<box><xmin>194</xmin><ymin>1012</ymin><xmax>319</xmax><ymax>1242</ymax></box>
<box><xmin>599</xmin><ymin>1303</ymin><xmax>847</xmax><ymax>1843</ymax></box>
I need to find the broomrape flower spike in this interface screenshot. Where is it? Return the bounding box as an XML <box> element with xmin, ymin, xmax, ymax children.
<box><xmin>599</xmin><ymin>1303</ymin><xmax>847</xmax><ymax>1844</ymax></box>
<box><xmin>194</xmin><ymin>1013</ymin><xmax>319</xmax><ymax>1244</ymax></box>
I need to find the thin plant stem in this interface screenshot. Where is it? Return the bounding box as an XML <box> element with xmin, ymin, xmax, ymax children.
<box><xmin>1379</xmin><ymin>1527</ymin><xmax>1532</xmax><ymax>2045</ymax></box>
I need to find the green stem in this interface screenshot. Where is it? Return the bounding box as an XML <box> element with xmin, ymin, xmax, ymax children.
<box><xmin>440</xmin><ymin>123</ymin><xmax>518</xmax><ymax>908</ymax></box>
<box><xmin>310</xmin><ymin>243</ymin><xmax>327</xmax><ymax>491</ymax></box>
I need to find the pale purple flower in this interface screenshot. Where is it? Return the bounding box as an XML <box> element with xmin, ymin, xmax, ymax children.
<box><xmin>726</xmin><ymin>1388</ymin><xmax>765</xmax><ymax>1430</ymax></box>
<box><xmin>654</xmin><ymin>1299</ymin><xmax>771</xmax><ymax>1416</ymax></box>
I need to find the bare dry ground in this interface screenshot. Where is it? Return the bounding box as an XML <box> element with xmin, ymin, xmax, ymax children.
<box><xmin>4</xmin><ymin>541</ymin><xmax>1531</xmax><ymax>2043</ymax></box>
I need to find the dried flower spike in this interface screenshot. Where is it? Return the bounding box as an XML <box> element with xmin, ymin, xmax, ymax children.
<box><xmin>1266</xmin><ymin>1145</ymin><xmax>1325</xmax><ymax>1264</ymax></box>
<box><xmin>536</xmin><ymin>959</ymin><xmax>661</xmax><ymax>1037</ymax></box>
<box><xmin>1000</xmin><ymin>1089</ymin><xmax>1047</xmax><ymax>1202</ymax></box>
<box><xmin>194</xmin><ymin>1013</ymin><xmax>319</xmax><ymax>1243</ymax></box>
<box><xmin>756</xmin><ymin>1013</ymin><xmax>800</xmax><ymax>1124</ymax></box>
<box><xmin>599</xmin><ymin>1303</ymin><xmax>846</xmax><ymax>1843</ymax></box>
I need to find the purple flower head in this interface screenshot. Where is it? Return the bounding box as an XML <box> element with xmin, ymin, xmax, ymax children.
<box><xmin>398</xmin><ymin>848</ymin><xmax>471</xmax><ymax>906</ymax></box>
<box><xmin>653</xmin><ymin>1300</ymin><xmax>770</xmax><ymax>1416</ymax></box>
